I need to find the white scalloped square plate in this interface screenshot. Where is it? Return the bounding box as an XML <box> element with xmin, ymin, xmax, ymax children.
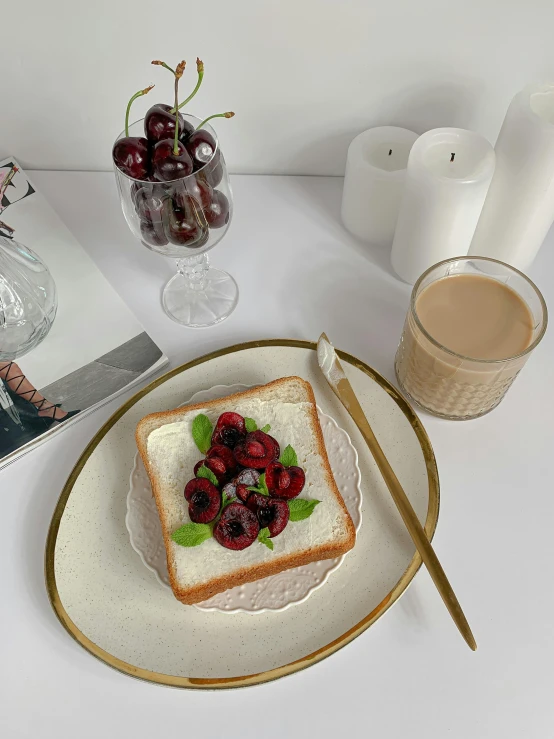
<box><xmin>126</xmin><ymin>383</ymin><xmax>363</xmax><ymax>613</ymax></box>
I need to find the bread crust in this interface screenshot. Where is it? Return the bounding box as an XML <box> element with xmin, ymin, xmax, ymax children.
<box><xmin>136</xmin><ymin>377</ymin><xmax>356</xmax><ymax>605</ymax></box>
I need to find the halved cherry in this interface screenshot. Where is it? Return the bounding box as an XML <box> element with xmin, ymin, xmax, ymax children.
<box><xmin>184</xmin><ymin>478</ymin><xmax>221</xmax><ymax>523</ymax></box>
<box><xmin>233</xmin><ymin>431</ymin><xmax>279</xmax><ymax>469</ymax></box>
<box><xmin>193</xmin><ymin>457</ymin><xmax>227</xmax><ymax>485</ymax></box>
<box><xmin>206</xmin><ymin>456</ymin><xmax>227</xmax><ymax>479</ymax></box>
<box><xmin>267</xmin><ymin>435</ymin><xmax>280</xmax><ymax>460</ymax></box>
<box><xmin>245</xmin><ymin>492</ymin><xmax>267</xmax><ymax>514</ymax></box>
<box><xmin>235</xmin><ymin>483</ymin><xmax>251</xmax><ymax>503</ymax></box>
<box><xmin>206</xmin><ymin>444</ymin><xmax>237</xmax><ymax>474</ymax></box>
<box><xmin>246</xmin><ymin>493</ymin><xmax>290</xmax><ymax>536</ymax></box>
<box><xmin>211</xmin><ymin>412</ymin><xmax>246</xmax><ymax>448</ymax></box>
<box><xmin>265</xmin><ymin>461</ymin><xmax>305</xmax><ymax>499</ymax></box>
<box><xmin>185</xmin><ymin>476</ymin><xmax>217</xmax><ymax>501</ymax></box>
<box><xmin>213</xmin><ymin>502</ymin><xmax>259</xmax><ymax>550</ymax></box>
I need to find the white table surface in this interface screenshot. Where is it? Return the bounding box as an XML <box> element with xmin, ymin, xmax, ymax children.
<box><xmin>2</xmin><ymin>171</ymin><xmax>553</xmax><ymax>739</ymax></box>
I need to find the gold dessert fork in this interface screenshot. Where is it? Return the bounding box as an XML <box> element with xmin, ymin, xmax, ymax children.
<box><xmin>317</xmin><ymin>332</ymin><xmax>476</xmax><ymax>651</ymax></box>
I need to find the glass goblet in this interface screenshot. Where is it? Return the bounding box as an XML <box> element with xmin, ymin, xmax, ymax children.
<box><xmin>113</xmin><ymin>116</ymin><xmax>238</xmax><ymax>328</ymax></box>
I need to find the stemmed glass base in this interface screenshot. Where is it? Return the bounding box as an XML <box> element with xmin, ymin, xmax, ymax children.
<box><xmin>162</xmin><ymin>254</ymin><xmax>238</xmax><ymax>328</ymax></box>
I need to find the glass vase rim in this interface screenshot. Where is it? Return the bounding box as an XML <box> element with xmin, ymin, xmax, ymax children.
<box><xmin>409</xmin><ymin>255</ymin><xmax>548</xmax><ymax>365</ymax></box>
<box><xmin>113</xmin><ymin>115</ymin><xmax>220</xmax><ymax>185</ymax></box>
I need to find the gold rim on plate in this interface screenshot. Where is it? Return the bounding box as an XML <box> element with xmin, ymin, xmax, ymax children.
<box><xmin>45</xmin><ymin>339</ymin><xmax>440</xmax><ymax>689</ymax></box>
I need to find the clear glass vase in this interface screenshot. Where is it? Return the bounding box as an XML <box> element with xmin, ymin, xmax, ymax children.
<box><xmin>113</xmin><ymin>115</ymin><xmax>238</xmax><ymax>328</ymax></box>
<box><xmin>0</xmin><ymin>235</ymin><xmax>58</xmax><ymax>360</ymax></box>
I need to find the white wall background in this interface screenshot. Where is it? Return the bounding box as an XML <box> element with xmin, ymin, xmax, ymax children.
<box><xmin>1</xmin><ymin>0</ymin><xmax>553</xmax><ymax>176</ymax></box>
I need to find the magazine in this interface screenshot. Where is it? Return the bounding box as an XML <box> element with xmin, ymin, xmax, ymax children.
<box><xmin>0</xmin><ymin>157</ymin><xmax>168</xmax><ymax>469</ymax></box>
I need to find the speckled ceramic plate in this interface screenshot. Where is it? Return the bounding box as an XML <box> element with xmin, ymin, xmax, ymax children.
<box><xmin>46</xmin><ymin>340</ymin><xmax>439</xmax><ymax>689</ymax></box>
<box><xmin>126</xmin><ymin>383</ymin><xmax>363</xmax><ymax>614</ymax></box>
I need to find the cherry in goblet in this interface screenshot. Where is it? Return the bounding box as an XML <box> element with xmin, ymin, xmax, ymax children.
<box><xmin>173</xmin><ymin>177</ymin><xmax>212</xmax><ymax>210</ymax></box>
<box><xmin>186</xmin><ymin>113</ymin><xmax>234</xmax><ymax>171</ymax></box>
<box><xmin>201</xmin><ymin>154</ymin><xmax>224</xmax><ymax>188</ymax></box>
<box><xmin>204</xmin><ymin>190</ymin><xmax>230</xmax><ymax>228</ymax></box>
<box><xmin>187</xmin><ymin>129</ymin><xmax>217</xmax><ymax>170</ymax></box>
<box><xmin>134</xmin><ymin>184</ymin><xmax>166</xmax><ymax>222</ymax></box>
<box><xmin>144</xmin><ymin>104</ymin><xmax>194</xmax><ymax>144</ymax></box>
<box><xmin>140</xmin><ymin>220</ymin><xmax>168</xmax><ymax>247</ymax></box>
<box><xmin>112</xmin><ymin>85</ymin><xmax>155</xmax><ymax>180</ymax></box>
<box><xmin>152</xmin><ymin>139</ymin><xmax>193</xmax><ymax>181</ymax></box>
<box><xmin>112</xmin><ymin>137</ymin><xmax>150</xmax><ymax>180</ymax></box>
<box><xmin>163</xmin><ymin>196</ymin><xmax>209</xmax><ymax>247</ymax></box>
<box><xmin>113</xmin><ymin>115</ymin><xmax>237</xmax><ymax>328</ymax></box>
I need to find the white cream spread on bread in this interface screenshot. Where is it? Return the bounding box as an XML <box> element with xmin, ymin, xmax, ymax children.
<box><xmin>146</xmin><ymin>399</ymin><xmax>346</xmax><ymax>587</ymax></box>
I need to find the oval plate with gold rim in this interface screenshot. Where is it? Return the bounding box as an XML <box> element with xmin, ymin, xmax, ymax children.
<box><xmin>45</xmin><ymin>340</ymin><xmax>439</xmax><ymax>689</ymax></box>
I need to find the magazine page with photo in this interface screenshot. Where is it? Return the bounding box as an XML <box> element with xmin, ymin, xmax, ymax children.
<box><xmin>0</xmin><ymin>157</ymin><xmax>168</xmax><ymax>469</ymax></box>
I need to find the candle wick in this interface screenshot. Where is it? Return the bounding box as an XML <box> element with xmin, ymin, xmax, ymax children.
<box><xmin>450</xmin><ymin>153</ymin><xmax>455</xmax><ymax>162</ymax></box>
<box><xmin>388</xmin><ymin>149</ymin><xmax>392</xmax><ymax>156</ymax></box>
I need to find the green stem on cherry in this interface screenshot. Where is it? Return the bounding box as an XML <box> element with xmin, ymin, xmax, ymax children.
<box><xmin>171</xmin><ymin>58</ymin><xmax>204</xmax><ymax>113</ymax></box>
<box><xmin>151</xmin><ymin>60</ymin><xmax>176</xmax><ymax>75</ymax></box>
<box><xmin>173</xmin><ymin>60</ymin><xmax>186</xmax><ymax>155</ymax></box>
<box><xmin>196</xmin><ymin>111</ymin><xmax>235</xmax><ymax>130</ymax></box>
<box><xmin>124</xmin><ymin>85</ymin><xmax>154</xmax><ymax>137</ymax></box>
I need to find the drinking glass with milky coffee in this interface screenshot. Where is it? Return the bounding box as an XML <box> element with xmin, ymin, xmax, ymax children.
<box><xmin>395</xmin><ymin>257</ymin><xmax>547</xmax><ymax>420</ymax></box>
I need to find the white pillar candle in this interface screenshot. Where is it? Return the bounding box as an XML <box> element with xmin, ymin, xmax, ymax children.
<box><xmin>341</xmin><ymin>126</ymin><xmax>418</xmax><ymax>244</ymax></box>
<box><xmin>469</xmin><ymin>84</ymin><xmax>554</xmax><ymax>271</ymax></box>
<box><xmin>391</xmin><ymin>128</ymin><xmax>495</xmax><ymax>284</ymax></box>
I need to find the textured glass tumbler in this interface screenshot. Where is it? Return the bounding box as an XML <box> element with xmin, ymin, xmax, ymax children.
<box><xmin>113</xmin><ymin>116</ymin><xmax>237</xmax><ymax>328</ymax></box>
<box><xmin>395</xmin><ymin>257</ymin><xmax>547</xmax><ymax>420</ymax></box>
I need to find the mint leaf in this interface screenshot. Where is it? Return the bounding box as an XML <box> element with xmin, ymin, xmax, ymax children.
<box><xmin>247</xmin><ymin>486</ymin><xmax>269</xmax><ymax>496</ymax></box>
<box><xmin>221</xmin><ymin>490</ymin><xmax>234</xmax><ymax>510</ymax></box>
<box><xmin>258</xmin><ymin>472</ymin><xmax>269</xmax><ymax>496</ymax></box>
<box><xmin>243</xmin><ymin>419</ymin><xmax>270</xmax><ymax>433</ymax></box>
<box><xmin>288</xmin><ymin>498</ymin><xmax>320</xmax><ymax>521</ymax></box>
<box><xmin>196</xmin><ymin>464</ymin><xmax>219</xmax><ymax>487</ymax></box>
<box><xmin>247</xmin><ymin>472</ymin><xmax>269</xmax><ymax>496</ymax></box>
<box><xmin>192</xmin><ymin>414</ymin><xmax>213</xmax><ymax>454</ymax></box>
<box><xmin>171</xmin><ymin>522</ymin><xmax>212</xmax><ymax>547</ymax></box>
<box><xmin>244</xmin><ymin>417</ymin><xmax>258</xmax><ymax>433</ymax></box>
<box><xmin>279</xmin><ymin>444</ymin><xmax>298</xmax><ymax>467</ymax></box>
<box><xmin>258</xmin><ymin>527</ymin><xmax>274</xmax><ymax>550</ymax></box>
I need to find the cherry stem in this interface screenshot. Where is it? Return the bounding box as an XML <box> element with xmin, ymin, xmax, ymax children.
<box><xmin>173</xmin><ymin>77</ymin><xmax>180</xmax><ymax>154</ymax></box>
<box><xmin>173</xmin><ymin>61</ymin><xmax>186</xmax><ymax>155</ymax></box>
<box><xmin>151</xmin><ymin>60</ymin><xmax>175</xmax><ymax>75</ymax></box>
<box><xmin>171</xmin><ymin>58</ymin><xmax>204</xmax><ymax>113</ymax></box>
<box><xmin>196</xmin><ymin>112</ymin><xmax>235</xmax><ymax>130</ymax></box>
<box><xmin>125</xmin><ymin>85</ymin><xmax>154</xmax><ymax>137</ymax></box>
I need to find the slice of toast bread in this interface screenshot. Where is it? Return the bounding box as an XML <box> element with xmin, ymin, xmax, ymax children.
<box><xmin>136</xmin><ymin>377</ymin><xmax>356</xmax><ymax>604</ymax></box>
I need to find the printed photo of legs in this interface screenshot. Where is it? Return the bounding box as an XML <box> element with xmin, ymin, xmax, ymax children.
<box><xmin>0</xmin><ymin>361</ymin><xmax>80</xmax><ymax>458</ymax></box>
